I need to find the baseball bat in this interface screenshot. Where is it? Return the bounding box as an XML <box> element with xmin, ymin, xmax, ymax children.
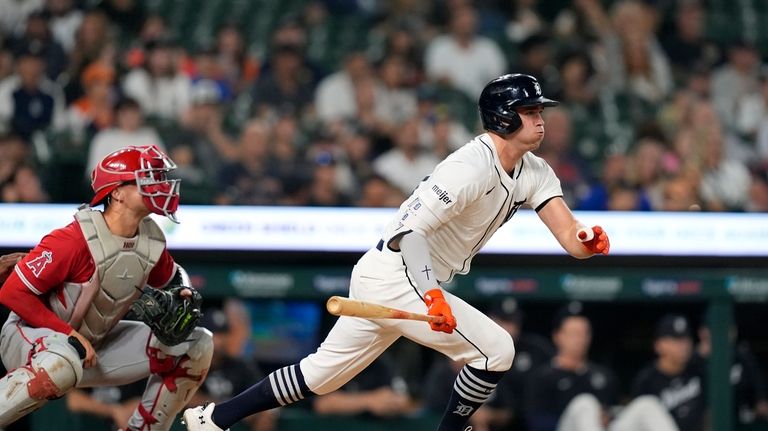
<box><xmin>326</xmin><ymin>296</ymin><xmax>445</xmax><ymax>324</ymax></box>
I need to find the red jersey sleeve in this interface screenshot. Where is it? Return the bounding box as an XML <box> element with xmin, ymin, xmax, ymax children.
<box><xmin>146</xmin><ymin>248</ymin><xmax>176</xmax><ymax>288</ymax></box>
<box><xmin>0</xmin><ymin>221</ymin><xmax>92</xmax><ymax>334</ymax></box>
<box><xmin>13</xmin><ymin>222</ymin><xmax>92</xmax><ymax>294</ymax></box>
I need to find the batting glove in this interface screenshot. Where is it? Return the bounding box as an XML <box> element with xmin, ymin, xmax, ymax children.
<box><xmin>424</xmin><ymin>289</ymin><xmax>457</xmax><ymax>334</ymax></box>
<box><xmin>578</xmin><ymin>225</ymin><xmax>610</xmax><ymax>255</ymax></box>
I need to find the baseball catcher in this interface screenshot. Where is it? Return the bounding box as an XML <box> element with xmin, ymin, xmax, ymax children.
<box><xmin>0</xmin><ymin>145</ymin><xmax>213</xmax><ymax>431</ymax></box>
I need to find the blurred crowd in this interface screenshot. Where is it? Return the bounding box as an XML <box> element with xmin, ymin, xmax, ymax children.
<box><xmin>0</xmin><ymin>0</ymin><xmax>767</xmax><ymax>212</ymax></box>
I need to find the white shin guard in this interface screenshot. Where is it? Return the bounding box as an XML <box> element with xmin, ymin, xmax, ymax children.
<box><xmin>128</xmin><ymin>327</ymin><xmax>213</xmax><ymax>431</ymax></box>
<box><xmin>0</xmin><ymin>333</ymin><xmax>83</xmax><ymax>426</ymax></box>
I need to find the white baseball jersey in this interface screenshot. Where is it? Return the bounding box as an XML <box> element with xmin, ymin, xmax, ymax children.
<box><xmin>381</xmin><ymin>133</ymin><xmax>562</xmax><ymax>282</ymax></box>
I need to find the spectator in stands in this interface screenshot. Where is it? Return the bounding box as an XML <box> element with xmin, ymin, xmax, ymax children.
<box><xmin>555</xmin><ymin>50</ymin><xmax>599</xmax><ymax>108</ymax></box>
<box><xmin>215</xmin><ymin>120</ymin><xmax>281</xmax><ymax>205</ymax></box>
<box><xmin>414</xmin><ymin>84</ymin><xmax>473</xmax><ymax>157</ymax></box>
<box><xmin>0</xmin><ymin>40</ymin><xmax>65</xmax><ymax>141</ymax></box>
<box><xmin>1</xmin><ymin>164</ymin><xmax>49</xmax><ymax>203</ymax></box>
<box><xmin>631</xmin><ymin>314</ymin><xmax>706</xmax><ymax>431</ymax></box>
<box><xmin>0</xmin><ymin>46</ymin><xmax>14</xmax><ymax>83</ymax></box>
<box><xmin>503</xmin><ymin>0</ymin><xmax>546</xmax><ymax>44</ymax></box>
<box><xmin>695</xmin><ymin>314</ymin><xmax>768</xmax><ymax>426</ymax></box>
<box><xmin>606</xmin><ymin>181</ymin><xmax>651</xmax><ymax>211</ymax></box>
<box><xmin>193</xmin><ymin>307</ymin><xmax>275</xmax><ymax>431</ymax></box>
<box><xmin>660</xmin><ymin>0</ymin><xmax>720</xmax><ymax>84</ymax></box>
<box><xmin>312</xmin><ymin>354</ymin><xmax>412</xmax><ymax>418</ymax></box>
<box><xmin>177</xmin><ymin>78</ymin><xmax>238</xmax><ymax>172</ymax></box>
<box><xmin>472</xmin><ymin>299</ymin><xmax>555</xmax><ymax>431</ymax></box>
<box><xmin>527</xmin><ymin>302</ymin><xmax>677</xmax><ymax>431</ymax></box>
<box><xmin>122</xmin><ymin>37</ymin><xmax>191</xmax><ymax>121</ymax></box>
<box><xmin>373</xmin><ymin>118</ymin><xmax>440</xmax><ymax>195</ymax></box>
<box><xmin>45</xmin><ymin>0</ymin><xmax>84</xmax><ymax>54</ymax></box>
<box><xmin>251</xmin><ymin>43</ymin><xmax>315</xmax><ymax>119</ymax></box>
<box><xmin>315</xmin><ymin>50</ymin><xmax>372</xmax><ymax>124</ymax></box>
<box><xmin>512</xmin><ymin>33</ymin><xmax>559</xmax><ymax>97</ymax></box>
<box><xmin>269</xmin><ymin>113</ymin><xmax>309</xmax><ymax>192</ymax></box>
<box><xmin>356</xmin><ymin>175</ymin><xmax>404</xmax><ymax>208</ymax></box>
<box><xmin>748</xmin><ymin>164</ymin><xmax>768</xmax><ymax>212</ymax></box>
<box><xmin>660</xmin><ymin>173</ymin><xmax>702</xmax><ymax>211</ymax></box>
<box><xmin>424</xmin><ymin>3</ymin><xmax>505</xmax><ymax>99</ymax></box>
<box><xmin>350</xmin><ymin>76</ymin><xmax>397</xmax><ymax>145</ymax></box>
<box><xmin>216</xmin><ymin>23</ymin><xmax>259</xmax><ymax>96</ymax></box>
<box><xmin>306</xmin><ymin>150</ymin><xmax>351</xmax><ymax>207</ymax></box>
<box><xmin>604</xmin><ymin>0</ymin><xmax>673</xmax><ymax>104</ymax></box>
<box><xmin>96</xmin><ymin>0</ymin><xmax>146</xmax><ymax>39</ymax></box>
<box><xmin>377</xmin><ymin>22</ymin><xmax>423</xmax><ymax>79</ymax></box>
<box><xmin>64</xmin><ymin>9</ymin><xmax>113</xmax><ymax>103</ymax></box>
<box><xmin>711</xmin><ymin>40</ymin><xmax>761</xmax><ymax>135</ymax></box>
<box><xmin>743</xmin><ymin>71</ymin><xmax>768</xmax><ymax>160</ymax></box>
<box><xmin>121</xmin><ymin>14</ymin><xmax>170</xmax><ymax>70</ymax></box>
<box><xmin>0</xmin><ymin>134</ymin><xmax>29</xmax><ymax>187</ymax></box>
<box><xmin>697</xmin><ymin>123</ymin><xmax>751</xmax><ymax>211</ymax></box>
<box><xmin>186</xmin><ymin>46</ymin><xmax>232</xmax><ymax>103</ymax></box>
<box><xmin>63</xmin><ymin>61</ymin><xmax>116</xmax><ymax>143</ymax></box>
<box><xmin>375</xmin><ymin>55</ymin><xmax>417</xmax><ymax>127</ymax></box>
<box><xmin>0</xmin><ymin>0</ymin><xmax>43</xmax><ymax>36</ymax></box>
<box><xmin>85</xmin><ymin>97</ymin><xmax>163</xmax><ymax>177</ymax></box>
<box><xmin>10</xmin><ymin>11</ymin><xmax>68</xmax><ymax>80</ymax></box>
<box><xmin>578</xmin><ymin>153</ymin><xmax>628</xmax><ymax>211</ymax></box>
<box><xmin>65</xmin><ymin>379</ymin><xmax>146</xmax><ymax>430</ymax></box>
<box><xmin>535</xmin><ymin>107</ymin><xmax>588</xmax><ymax>208</ymax></box>
<box><xmin>338</xmin><ymin>125</ymin><xmax>375</xmax><ymax>189</ymax></box>
<box><xmin>625</xmin><ymin>138</ymin><xmax>667</xmax><ymax>210</ymax></box>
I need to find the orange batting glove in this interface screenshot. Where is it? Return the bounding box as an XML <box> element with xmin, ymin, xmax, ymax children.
<box><xmin>424</xmin><ymin>289</ymin><xmax>457</xmax><ymax>334</ymax></box>
<box><xmin>578</xmin><ymin>225</ymin><xmax>610</xmax><ymax>255</ymax></box>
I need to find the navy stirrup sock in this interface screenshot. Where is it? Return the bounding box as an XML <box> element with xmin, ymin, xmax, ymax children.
<box><xmin>436</xmin><ymin>365</ymin><xmax>505</xmax><ymax>431</ymax></box>
<box><xmin>211</xmin><ymin>363</ymin><xmax>310</xmax><ymax>429</ymax></box>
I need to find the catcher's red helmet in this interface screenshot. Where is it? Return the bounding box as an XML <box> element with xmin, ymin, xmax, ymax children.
<box><xmin>90</xmin><ymin>145</ymin><xmax>180</xmax><ymax>222</ymax></box>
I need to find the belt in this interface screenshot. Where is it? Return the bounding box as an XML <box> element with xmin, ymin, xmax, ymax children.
<box><xmin>376</xmin><ymin>239</ymin><xmax>384</xmax><ymax>251</ymax></box>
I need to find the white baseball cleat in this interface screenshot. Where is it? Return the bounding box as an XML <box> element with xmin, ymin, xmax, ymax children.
<box><xmin>181</xmin><ymin>403</ymin><xmax>229</xmax><ymax>431</ymax></box>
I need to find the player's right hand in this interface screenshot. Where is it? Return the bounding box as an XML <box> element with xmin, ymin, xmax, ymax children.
<box><xmin>68</xmin><ymin>329</ymin><xmax>97</xmax><ymax>368</ymax></box>
<box><xmin>578</xmin><ymin>225</ymin><xmax>610</xmax><ymax>255</ymax></box>
<box><xmin>424</xmin><ymin>289</ymin><xmax>457</xmax><ymax>334</ymax></box>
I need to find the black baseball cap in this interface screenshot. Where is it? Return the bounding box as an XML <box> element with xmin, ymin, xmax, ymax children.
<box><xmin>488</xmin><ymin>298</ymin><xmax>523</xmax><ymax>325</ymax></box>
<box><xmin>552</xmin><ymin>301</ymin><xmax>587</xmax><ymax>331</ymax></box>
<box><xmin>200</xmin><ymin>308</ymin><xmax>229</xmax><ymax>333</ymax></box>
<box><xmin>655</xmin><ymin>314</ymin><xmax>692</xmax><ymax>339</ymax></box>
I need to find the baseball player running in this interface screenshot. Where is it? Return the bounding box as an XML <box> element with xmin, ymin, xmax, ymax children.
<box><xmin>0</xmin><ymin>145</ymin><xmax>213</xmax><ymax>431</ymax></box>
<box><xmin>183</xmin><ymin>74</ymin><xmax>610</xmax><ymax>431</ymax></box>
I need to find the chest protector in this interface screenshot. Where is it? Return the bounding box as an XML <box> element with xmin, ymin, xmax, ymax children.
<box><xmin>49</xmin><ymin>209</ymin><xmax>166</xmax><ymax>346</ymax></box>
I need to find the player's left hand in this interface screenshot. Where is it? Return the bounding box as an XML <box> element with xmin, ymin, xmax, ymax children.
<box><xmin>578</xmin><ymin>225</ymin><xmax>610</xmax><ymax>255</ymax></box>
<box><xmin>424</xmin><ymin>289</ymin><xmax>457</xmax><ymax>334</ymax></box>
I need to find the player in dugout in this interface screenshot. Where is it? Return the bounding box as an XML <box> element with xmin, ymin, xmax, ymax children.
<box><xmin>183</xmin><ymin>74</ymin><xmax>610</xmax><ymax>431</ymax></box>
<box><xmin>0</xmin><ymin>144</ymin><xmax>212</xmax><ymax>431</ymax></box>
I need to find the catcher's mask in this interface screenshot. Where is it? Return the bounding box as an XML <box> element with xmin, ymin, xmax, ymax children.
<box><xmin>90</xmin><ymin>145</ymin><xmax>181</xmax><ymax>223</ymax></box>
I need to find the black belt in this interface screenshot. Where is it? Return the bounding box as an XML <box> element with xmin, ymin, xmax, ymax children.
<box><xmin>376</xmin><ymin>239</ymin><xmax>384</xmax><ymax>251</ymax></box>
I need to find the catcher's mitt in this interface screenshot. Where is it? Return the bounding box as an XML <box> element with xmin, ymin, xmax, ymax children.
<box><xmin>130</xmin><ymin>285</ymin><xmax>203</xmax><ymax>346</ymax></box>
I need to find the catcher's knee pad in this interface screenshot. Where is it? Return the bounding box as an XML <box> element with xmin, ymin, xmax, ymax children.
<box><xmin>131</xmin><ymin>327</ymin><xmax>212</xmax><ymax>430</ymax></box>
<box><xmin>0</xmin><ymin>333</ymin><xmax>83</xmax><ymax>426</ymax></box>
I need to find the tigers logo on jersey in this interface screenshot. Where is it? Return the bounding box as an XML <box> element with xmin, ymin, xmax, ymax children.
<box><xmin>26</xmin><ymin>251</ymin><xmax>53</xmax><ymax>277</ymax></box>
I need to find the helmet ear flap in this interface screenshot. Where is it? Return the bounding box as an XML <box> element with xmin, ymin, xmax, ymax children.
<box><xmin>479</xmin><ymin>109</ymin><xmax>522</xmax><ymax>137</ymax></box>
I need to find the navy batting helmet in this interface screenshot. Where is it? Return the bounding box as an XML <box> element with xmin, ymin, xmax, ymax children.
<box><xmin>478</xmin><ymin>74</ymin><xmax>559</xmax><ymax>136</ymax></box>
